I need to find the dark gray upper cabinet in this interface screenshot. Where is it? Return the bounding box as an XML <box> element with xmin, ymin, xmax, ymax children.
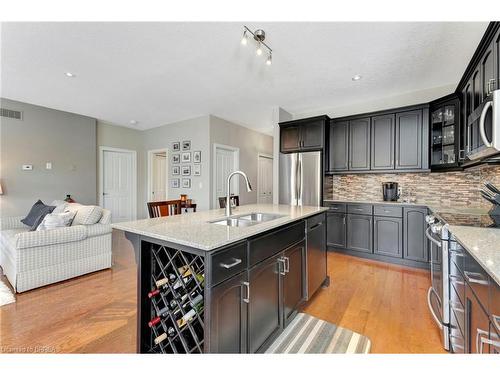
<box><xmin>373</xmin><ymin>216</ymin><xmax>403</xmax><ymax>258</ymax></box>
<box><xmin>495</xmin><ymin>28</ymin><xmax>500</xmax><ymax>93</ymax></box>
<box><xmin>346</xmin><ymin>214</ymin><xmax>372</xmax><ymax>253</ymax></box>
<box><xmin>279</xmin><ymin>116</ymin><xmax>327</xmax><ymax>153</ymax></box>
<box><xmin>481</xmin><ymin>40</ymin><xmax>495</xmax><ymax>99</ymax></box>
<box><xmin>209</xmin><ymin>271</ymin><xmax>248</xmax><ymax>353</ymax></box>
<box><xmin>395</xmin><ymin>110</ymin><xmax>423</xmax><ymax>170</ymax></box>
<box><xmin>280</xmin><ymin>125</ymin><xmax>301</xmax><ymax>152</ymax></box>
<box><xmin>283</xmin><ymin>242</ymin><xmax>306</xmax><ymax>327</ymax></box>
<box><xmin>248</xmin><ymin>252</ymin><xmax>282</xmax><ymax>353</ymax></box>
<box><xmin>349</xmin><ymin>117</ymin><xmax>371</xmax><ymax>170</ymax></box>
<box><xmin>329</xmin><ymin>121</ymin><xmax>349</xmax><ymax>171</ymax></box>
<box><xmin>371</xmin><ymin>114</ymin><xmax>395</xmax><ymax>170</ymax></box>
<box><xmin>326</xmin><ymin>212</ymin><xmax>346</xmax><ymax>248</ymax></box>
<box><xmin>403</xmin><ymin>207</ymin><xmax>428</xmax><ymax>262</ymax></box>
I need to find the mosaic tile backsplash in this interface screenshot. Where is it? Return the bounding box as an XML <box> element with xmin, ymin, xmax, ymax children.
<box><xmin>324</xmin><ymin>165</ymin><xmax>500</xmax><ymax>209</ymax></box>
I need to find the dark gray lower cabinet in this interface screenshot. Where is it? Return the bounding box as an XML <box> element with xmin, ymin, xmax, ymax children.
<box><xmin>404</xmin><ymin>207</ymin><xmax>428</xmax><ymax>262</ymax></box>
<box><xmin>327</xmin><ymin>212</ymin><xmax>346</xmax><ymax>248</ymax></box>
<box><xmin>466</xmin><ymin>285</ymin><xmax>491</xmax><ymax>353</ymax></box>
<box><xmin>283</xmin><ymin>242</ymin><xmax>306</xmax><ymax>326</ymax></box>
<box><xmin>209</xmin><ymin>271</ymin><xmax>248</xmax><ymax>353</ymax></box>
<box><xmin>248</xmin><ymin>252</ymin><xmax>282</xmax><ymax>353</ymax></box>
<box><xmin>346</xmin><ymin>214</ymin><xmax>372</xmax><ymax>253</ymax></box>
<box><xmin>373</xmin><ymin>216</ymin><xmax>402</xmax><ymax>258</ymax></box>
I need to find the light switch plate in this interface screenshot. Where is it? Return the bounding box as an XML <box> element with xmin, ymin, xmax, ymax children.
<box><xmin>22</xmin><ymin>164</ymin><xmax>33</xmax><ymax>170</ymax></box>
<box><xmin>46</xmin><ymin>162</ymin><xmax>52</xmax><ymax>170</ymax></box>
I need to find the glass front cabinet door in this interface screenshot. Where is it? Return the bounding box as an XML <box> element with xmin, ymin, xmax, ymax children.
<box><xmin>430</xmin><ymin>95</ymin><xmax>461</xmax><ymax>170</ymax></box>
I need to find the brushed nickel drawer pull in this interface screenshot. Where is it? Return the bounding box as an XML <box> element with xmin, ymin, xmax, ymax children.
<box><xmin>220</xmin><ymin>258</ymin><xmax>242</xmax><ymax>269</ymax></box>
<box><xmin>242</xmin><ymin>281</ymin><xmax>250</xmax><ymax>304</ymax></box>
<box><xmin>493</xmin><ymin>314</ymin><xmax>500</xmax><ymax>332</ymax></box>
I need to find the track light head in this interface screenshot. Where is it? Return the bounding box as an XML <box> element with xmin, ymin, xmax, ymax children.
<box><xmin>256</xmin><ymin>43</ymin><xmax>263</xmax><ymax>56</ymax></box>
<box><xmin>241</xmin><ymin>30</ymin><xmax>248</xmax><ymax>45</ymax></box>
<box><xmin>266</xmin><ymin>53</ymin><xmax>272</xmax><ymax>66</ymax></box>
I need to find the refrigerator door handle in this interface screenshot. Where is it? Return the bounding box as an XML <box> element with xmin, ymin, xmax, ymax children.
<box><xmin>297</xmin><ymin>155</ymin><xmax>303</xmax><ymax>205</ymax></box>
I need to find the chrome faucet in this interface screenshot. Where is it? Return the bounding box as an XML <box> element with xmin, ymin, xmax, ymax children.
<box><xmin>225</xmin><ymin>171</ymin><xmax>252</xmax><ymax>217</ymax></box>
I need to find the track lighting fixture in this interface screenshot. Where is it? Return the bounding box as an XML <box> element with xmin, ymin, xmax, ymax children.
<box><xmin>241</xmin><ymin>26</ymin><xmax>273</xmax><ymax>66</ymax></box>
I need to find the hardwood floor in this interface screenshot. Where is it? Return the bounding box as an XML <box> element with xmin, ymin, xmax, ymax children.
<box><xmin>0</xmin><ymin>232</ymin><xmax>445</xmax><ymax>353</ymax></box>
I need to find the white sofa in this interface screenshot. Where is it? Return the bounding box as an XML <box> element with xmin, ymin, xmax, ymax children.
<box><xmin>0</xmin><ymin>205</ymin><xmax>112</xmax><ymax>293</ymax></box>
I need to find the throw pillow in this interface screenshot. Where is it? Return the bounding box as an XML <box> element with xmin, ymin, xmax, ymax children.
<box><xmin>51</xmin><ymin>200</ymin><xmax>69</xmax><ymax>214</ymax></box>
<box><xmin>36</xmin><ymin>211</ymin><xmax>76</xmax><ymax>231</ymax></box>
<box><xmin>30</xmin><ymin>205</ymin><xmax>57</xmax><ymax>231</ymax></box>
<box><xmin>21</xmin><ymin>200</ymin><xmax>56</xmax><ymax>228</ymax></box>
<box><xmin>66</xmin><ymin>203</ymin><xmax>103</xmax><ymax>225</ymax></box>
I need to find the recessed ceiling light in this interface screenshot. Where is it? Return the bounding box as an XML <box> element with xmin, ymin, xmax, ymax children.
<box><xmin>352</xmin><ymin>74</ymin><xmax>362</xmax><ymax>81</ymax></box>
<box><xmin>65</xmin><ymin>72</ymin><xmax>76</xmax><ymax>78</ymax></box>
<box><xmin>130</xmin><ymin>120</ymin><xmax>138</xmax><ymax>125</ymax></box>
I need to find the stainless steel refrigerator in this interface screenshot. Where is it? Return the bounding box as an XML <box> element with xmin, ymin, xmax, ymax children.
<box><xmin>279</xmin><ymin>151</ymin><xmax>325</xmax><ymax>299</ymax></box>
<box><xmin>279</xmin><ymin>151</ymin><xmax>322</xmax><ymax>206</ymax></box>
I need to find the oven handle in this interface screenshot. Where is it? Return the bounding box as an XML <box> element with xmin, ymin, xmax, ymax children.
<box><xmin>425</xmin><ymin>227</ymin><xmax>442</xmax><ymax>248</ymax></box>
<box><xmin>427</xmin><ymin>286</ymin><xmax>443</xmax><ymax>330</ymax></box>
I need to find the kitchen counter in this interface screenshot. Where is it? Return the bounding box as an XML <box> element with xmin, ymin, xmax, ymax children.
<box><xmin>448</xmin><ymin>225</ymin><xmax>500</xmax><ymax>286</ymax></box>
<box><xmin>112</xmin><ymin>203</ymin><xmax>328</xmax><ymax>251</ymax></box>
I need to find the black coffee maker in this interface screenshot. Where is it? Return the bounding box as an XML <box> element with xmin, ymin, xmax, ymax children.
<box><xmin>382</xmin><ymin>182</ymin><xmax>400</xmax><ymax>201</ymax></box>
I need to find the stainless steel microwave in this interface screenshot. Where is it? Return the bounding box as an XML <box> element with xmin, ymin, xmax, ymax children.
<box><xmin>467</xmin><ymin>89</ymin><xmax>500</xmax><ymax>160</ymax></box>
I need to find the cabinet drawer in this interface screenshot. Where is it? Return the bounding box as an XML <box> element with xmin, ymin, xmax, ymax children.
<box><xmin>465</xmin><ymin>251</ymin><xmax>491</xmax><ymax>313</ymax></box>
<box><xmin>325</xmin><ymin>202</ymin><xmax>346</xmax><ymax>213</ymax></box>
<box><xmin>248</xmin><ymin>221</ymin><xmax>305</xmax><ymax>267</ymax></box>
<box><xmin>307</xmin><ymin>213</ymin><xmax>326</xmax><ymax>230</ymax></box>
<box><xmin>211</xmin><ymin>242</ymin><xmax>248</xmax><ymax>286</ymax></box>
<box><xmin>347</xmin><ymin>204</ymin><xmax>373</xmax><ymax>215</ymax></box>
<box><xmin>373</xmin><ymin>205</ymin><xmax>403</xmax><ymax>218</ymax></box>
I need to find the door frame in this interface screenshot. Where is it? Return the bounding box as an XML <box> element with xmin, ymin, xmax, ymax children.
<box><xmin>147</xmin><ymin>148</ymin><xmax>169</xmax><ymax>202</ymax></box>
<box><xmin>98</xmin><ymin>146</ymin><xmax>137</xmax><ymax>221</ymax></box>
<box><xmin>257</xmin><ymin>153</ymin><xmax>273</xmax><ymax>204</ymax></box>
<box><xmin>212</xmin><ymin>143</ymin><xmax>240</xmax><ymax>209</ymax></box>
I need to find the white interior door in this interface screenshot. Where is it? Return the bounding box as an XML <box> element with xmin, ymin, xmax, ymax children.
<box><xmin>258</xmin><ymin>155</ymin><xmax>273</xmax><ymax>204</ymax></box>
<box><xmin>152</xmin><ymin>153</ymin><xmax>167</xmax><ymax>201</ymax></box>
<box><xmin>214</xmin><ymin>146</ymin><xmax>238</xmax><ymax>208</ymax></box>
<box><xmin>102</xmin><ymin>150</ymin><xmax>134</xmax><ymax>222</ymax></box>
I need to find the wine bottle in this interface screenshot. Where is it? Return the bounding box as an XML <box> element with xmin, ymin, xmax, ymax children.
<box><xmin>155</xmin><ymin>277</ymin><xmax>169</xmax><ymax>288</ymax></box>
<box><xmin>154</xmin><ymin>332</ymin><xmax>167</xmax><ymax>345</ymax></box>
<box><xmin>176</xmin><ymin>296</ymin><xmax>203</xmax><ymax>328</ymax></box>
<box><xmin>148</xmin><ymin>316</ymin><xmax>161</xmax><ymax>328</ymax></box>
<box><xmin>148</xmin><ymin>289</ymin><xmax>160</xmax><ymax>299</ymax></box>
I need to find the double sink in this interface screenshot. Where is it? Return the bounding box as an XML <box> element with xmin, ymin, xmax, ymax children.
<box><xmin>209</xmin><ymin>212</ymin><xmax>285</xmax><ymax>227</ymax></box>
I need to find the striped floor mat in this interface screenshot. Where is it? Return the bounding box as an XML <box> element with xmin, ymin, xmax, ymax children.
<box><xmin>266</xmin><ymin>313</ymin><xmax>371</xmax><ymax>354</ymax></box>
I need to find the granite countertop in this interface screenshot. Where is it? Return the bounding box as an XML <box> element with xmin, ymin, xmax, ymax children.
<box><xmin>448</xmin><ymin>225</ymin><xmax>500</xmax><ymax>286</ymax></box>
<box><xmin>112</xmin><ymin>204</ymin><xmax>328</xmax><ymax>251</ymax></box>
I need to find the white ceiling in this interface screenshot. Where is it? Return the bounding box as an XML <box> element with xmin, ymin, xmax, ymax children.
<box><xmin>1</xmin><ymin>22</ymin><xmax>488</xmax><ymax>133</ymax></box>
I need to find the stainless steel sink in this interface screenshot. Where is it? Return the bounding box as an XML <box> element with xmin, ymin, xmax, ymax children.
<box><xmin>237</xmin><ymin>213</ymin><xmax>284</xmax><ymax>222</ymax></box>
<box><xmin>209</xmin><ymin>212</ymin><xmax>285</xmax><ymax>227</ymax></box>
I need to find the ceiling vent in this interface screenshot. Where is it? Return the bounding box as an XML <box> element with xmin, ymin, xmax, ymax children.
<box><xmin>0</xmin><ymin>108</ymin><xmax>23</xmax><ymax>120</ymax></box>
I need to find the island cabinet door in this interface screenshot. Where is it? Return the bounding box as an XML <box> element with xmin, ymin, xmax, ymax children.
<box><xmin>248</xmin><ymin>252</ymin><xmax>283</xmax><ymax>353</ymax></box>
<box><xmin>283</xmin><ymin>241</ymin><xmax>306</xmax><ymax>327</ymax></box>
<box><xmin>209</xmin><ymin>271</ymin><xmax>248</xmax><ymax>353</ymax></box>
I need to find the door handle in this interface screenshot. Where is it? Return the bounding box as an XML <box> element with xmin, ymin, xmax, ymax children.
<box><xmin>309</xmin><ymin>222</ymin><xmax>323</xmax><ymax>230</ymax></box>
<box><xmin>476</xmin><ymin>328</ymin><xmax>489</xmax><ymax>353</ymax></box>
<box><xmin>242</xmin><ymin>281</ymin><xmax>250</xmax><ymax>304</ymax></box>
<box><xmin>278</xmin><ymin>258</ymin><xmax>286</xmax><ymax>276</ymax></box>
<box><xmin>479</xmin><ymin>101</ymin><xmax>493</xmax><ymax>147</ymax></box>
<box><xmin>283</xmin><ymin>256</ymin><xmax>290</xmax><ymax>273</ymax></box>
<box><xmin>220</xmin><ymin>258</ymin><xmax>242</xmax><ymax>269</ymax></box>
<box><xmin>427</xmin><ymin>287</ymin><xmax>443</xmax><ymax>330</ymax></box>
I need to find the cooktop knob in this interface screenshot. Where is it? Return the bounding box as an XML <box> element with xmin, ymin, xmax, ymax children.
<box><xmin>425</xmin><ymin>215</ymin><xmax>436</xmax><ymax>224</ymax></box>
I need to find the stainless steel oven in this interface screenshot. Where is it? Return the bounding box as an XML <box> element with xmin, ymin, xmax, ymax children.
<box><xmin>425</xmin><ymin>214</ymin><xmax>450</xmax><ymax>351</ymax></box>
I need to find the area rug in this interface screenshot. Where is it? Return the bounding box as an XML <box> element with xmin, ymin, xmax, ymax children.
<box><xmin>266</xmin><ymin>313</ymin><xmax>371</xmax><ymax>354</ymax></box>
<box><xmin>0</xmin><ymin>279</ymin><xmax>15</xmax><ymax>306</ymax></box>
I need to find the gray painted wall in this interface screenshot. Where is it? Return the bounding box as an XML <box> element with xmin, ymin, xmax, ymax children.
<box><xmin>142</xmin><ymin>116</ymin><xmax>211</xmax><ymax>216</ymax></box>
<box><xmin>0</xmin><ymin>98</ymin><xmax>97</xmax><ymax>217</ymax></box>
<box><xmin>209</xmin><ymin>115</ymin><xmax>274</xmax><ymax>209</ymax></box>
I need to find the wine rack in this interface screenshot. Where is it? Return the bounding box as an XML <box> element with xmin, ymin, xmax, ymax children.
<box><xmin>147</xmin><ymin>244</ymin><xmax>205</xmax><ymax>353</ymax></box>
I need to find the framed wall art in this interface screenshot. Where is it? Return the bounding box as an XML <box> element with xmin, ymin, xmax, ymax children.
<box><xmin>182</xmin><ymin>178</ymin><xmax>191</xmax><ymax>188</ymax></box>
<box><xmin>172</xmin><ymin>154</ymin><xmax>180</xmax><ymax>164</ymax></box>
<box><xmin>182</xmin><ymin>140</ymin><xmax>191</xmax><ymax>151</ymax></box>
<box><xmin>193</xmin><ymin>164</ymin><xmax>201</xmax><ymax>176</ymax></box>
<box><xmin>171</xmin><ymin>178</ymin><xmax>180</xmax><ymax>188</ymax></box>
<box><xmin>181</xmin><ymin>152</ymin><xmax>191</xmax><ymax>163</ymax></box>
<box><xmin>193</xmin><ymin>151</ymin><xmax>201</xmax><ymax>163</ymax></box>
<box><xmin>181</xmin><ymin>165</ymin><xmax>191</xmax><ymax>176</ymax></box>
<box><xmin>172</xmin><ymin>142</ymin><xmax>180</xmax><ymax>151</ymax></box>
<box><xmin>172</xmin><ymin>166</ymin><xmax>180</xmax><ymax>175</ymax></box>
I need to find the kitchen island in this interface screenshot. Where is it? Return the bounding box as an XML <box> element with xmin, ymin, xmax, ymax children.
<box><xmin>112</xmin><ymin>204</ymin><xmax>328</xmax><ymax>354</ymax></box>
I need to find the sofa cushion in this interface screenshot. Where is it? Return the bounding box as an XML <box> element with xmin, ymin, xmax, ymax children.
<box><xmin>21</xmin><ymin>200</ymin><xmax>56</xmax><ymax>228</ymax></box>
<box><xmin>15</xmin><ymin>225</ymin><xmax>87</xmax><ymax>249</ymax></box>
<box><xmin>66</xmin><ymin>203</ymin><xmax>103</xmax><ymax>225</ymax></box>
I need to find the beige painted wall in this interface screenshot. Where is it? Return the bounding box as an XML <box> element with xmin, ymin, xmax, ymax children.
<box><xmin>0</xmin><ymin>98</ymin><xmax>97</xmax><ymax>217</ymax></box>
<box><xmin>209</xmin><ymin>115</ymin><xmax>274</xmax><ymax>209</ymax></box>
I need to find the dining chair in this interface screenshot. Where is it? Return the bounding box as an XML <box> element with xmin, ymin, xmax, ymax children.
<box><xmin>218</xmin><ymin>195</ymin><xmax>240</xmax><ymax>209</ymax></box>
<box><xmin>147</xmin><ymin>200</ymin><xmax>182</xmax><ymax>218</ymax></box>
